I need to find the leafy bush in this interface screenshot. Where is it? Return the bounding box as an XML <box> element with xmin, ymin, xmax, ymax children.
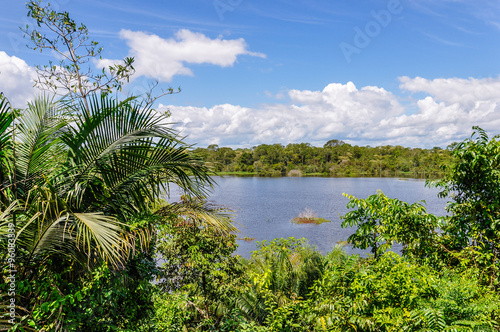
<box><xmin>309</xmin><ymin>251</ymin><xmax>500</xmax><ymax>331</ymax></box>
<box><xmin>154</xmin><ymin>209</ymin><xmax>244</xmax><ymax>330</ymax></box>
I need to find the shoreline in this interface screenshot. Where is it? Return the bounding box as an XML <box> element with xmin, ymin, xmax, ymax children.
<box><xmin>215</xmin><ymin>171</ymin><xmax>441</xmax><ymax>180</ymax></box>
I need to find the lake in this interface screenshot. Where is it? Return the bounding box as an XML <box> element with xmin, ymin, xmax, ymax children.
<box><xmin>168</xmin><ymin>177</ymin><xmax>448</xmax><ymax>258</ymax></box>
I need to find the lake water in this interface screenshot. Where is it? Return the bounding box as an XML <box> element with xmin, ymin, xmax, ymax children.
<box><xmin>168</xmin><ymin>177</ymin><xmax>448</xmax><ymax>258</ymax></box>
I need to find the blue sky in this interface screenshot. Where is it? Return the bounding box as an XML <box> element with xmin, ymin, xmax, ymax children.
<box><xmin>1</xmin><ymin>0</ymin><xmax>500</xmax><ymax>148</ymax></box>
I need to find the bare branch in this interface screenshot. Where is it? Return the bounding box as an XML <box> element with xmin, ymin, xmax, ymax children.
<box><xmin>22</xmin><ymin>1</ymin><xmax>136</xmax><ymax>112</ymax></box>
<box><xmin>142</xmin><ymin>80</ymin><xmax>181</xmax><ymax>108</ymax></box>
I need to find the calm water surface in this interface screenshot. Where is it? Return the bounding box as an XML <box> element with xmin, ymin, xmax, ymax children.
<box><xmin>168</xmin><ymin>177</ymin><xmax>447</xmax><ymax>258</ymax></box>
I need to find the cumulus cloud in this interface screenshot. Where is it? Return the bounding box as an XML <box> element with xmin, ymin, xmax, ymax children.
<box><xmin>399</xmin><ymin>76</ymin><xmax>500</xmax><ymax>107</ymax></box>
<box><xmin>163</xmin><ymin>77</ymin><xmax>500</xmax><ymax>148</ymax></box>
<box><xmin>1</xmin><ymin>48</ymin><xmax>498</xmax><ymax>149</ymax></box>
<box><xmin>162</xmin><ymin>82</ymin><xmax>405</xmax><ymax>147</ymax></box>
<box><xmin>0</xmin><ymin>52</ymin><xmax>36</xmax><ymax>107</ymax></box>
<box><xmin>375</xmin><ymin>76</ymin><xmax>500</xmax><ymax>145</ymax></box>
<box><xmin>98</xmin><ymin>29</ymin><xmax>265</xmax><ymax>82</ymax></box>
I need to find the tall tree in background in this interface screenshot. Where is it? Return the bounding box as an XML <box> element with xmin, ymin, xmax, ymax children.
<box><xmin>23</xmin><ymin>0</ymin><xmax>180</xmax><ymax>112</ymax></box>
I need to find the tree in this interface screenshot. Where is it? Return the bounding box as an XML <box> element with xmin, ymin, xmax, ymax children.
<box><xmin>324</xmin><ymin>139</ymin><xmax>346</xmax><ymax>148</ymax></box>
<box><xmin>23</xmin><ymin>1</ymin><xmax>135</xmax><ymax>112</ymax></box>
<box><xmin>341</xmin><ymin>191</ymin><xmax>440</xmax><ymax>260</ymax></box>
<box><xmin>433</xmin><ymin>127</ymin><xmax>500</xmax><ymax>271</ymax></box>
<box><xmin>217</xmin><ymin>147</ymin><xmax>236</xmax><ymax>167</ymax></box>
<box><xmin>154</xmin><ymin>196</ymin><xmax>242</xmax><ymax>330</ymax></box>
<box><xmin>23</xmin><ymin>1</ymin><xmax>180</xmax><ymax>113</ymax></box>
<box><xmin>237</xmin><ymin>151</ymin><xmax>254</xmax><ymax>166</ymax></box>
<box><xmin>239</xmin><ymin>237</ymin><xmax>324</xmax><ymax>326</ymax></box>
<box><xmin>0</xmin><ymin>94</ymin><xmax>216</xmax><ymax>330</ymax></box>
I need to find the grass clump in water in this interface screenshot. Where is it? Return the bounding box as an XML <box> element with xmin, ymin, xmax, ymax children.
<box><xmin>292</xmin><ymin>208</ymin><xmax>331</xmax><ymax>225</ymax></box>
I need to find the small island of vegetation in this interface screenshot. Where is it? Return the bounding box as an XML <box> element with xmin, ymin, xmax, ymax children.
<box><xmin>291</xmin><ymin>208</ymin><xmax>332</xmax><ymax>224</ymax></box>
<box><xmin>237</xmin><ymin>236</ymin><xmax>257</xmax><ymax>242</ymax></box>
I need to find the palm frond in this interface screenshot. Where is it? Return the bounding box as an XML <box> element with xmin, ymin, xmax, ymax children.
<box><xmin>63</xmin><ymin>95</ymin><xmax>175</xmax><ymax>172</ymax></box>
<box><xmin>61</xmin><ymin>94</ymin><xmax>213</xmax><ymax>213</ymax></box>
<box><xmin>0</xmin><ymin>95</ymin><xmax>13</xmax><ymax>153</ymax></box>
<box><xmin>121</xmin><ymin>223</ymin><xmax>155</xmax><ymax>256</ymax></box>
<box><xmin>156</xmin><ymin>196</ymin><xmax>236</xmax><ymax>235</ymax></box>
<box><xmin>0</xmin><ymin>96</ymin><xmax>14</xmax><ymax>205</ymax></box>
<box><xmin>16</xmin><ymin>211</ymin><xmax>128</xmax><ymax>270</ymax></box>
<box><xmin>14</xmin><ymin>96</ymin><xmax>67</xmax><ymax>196</ymax></box>
<box><xmin>71</xmin><ymin>212</ymin><xmax>129</xmax><ymax>267</ymax></box>
<box><xmin>103</xmin><ymin>140</ymin><xmax>213</xmax><ymax>213</ymax></box>
<box><xmin>0</xmin><ymin>201</ymin><xmax>20</xmax><ymax>257</ymax></box>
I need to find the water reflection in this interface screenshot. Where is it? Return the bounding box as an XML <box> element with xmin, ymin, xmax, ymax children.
<box><xmin>167</xmin><ymin>177</ymin><xmax>448</xmax><ymax>258</ymax></box>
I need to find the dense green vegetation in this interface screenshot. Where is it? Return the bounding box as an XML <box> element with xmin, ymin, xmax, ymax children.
<box><xmin>2</xmin><ymin>99</ymin><xmax>500</xmax><ymax>332</ymax></box>
<box><xmin>193</xmin><ymin>140</ymin><xmax>453</xmax><ymax>178</ymax></box>
<box><xmin>146</xmin><ymin>127</ymin><xmax>500</xmax><ymax>331</ymax></box>
<box><xmin>2</xmin><ymin>2</ymin><xmax>500</xmax><ymax>331</ymax></box>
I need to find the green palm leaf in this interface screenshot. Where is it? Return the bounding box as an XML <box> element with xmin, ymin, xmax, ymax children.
<box><xmin>156</xmin><ymin>195</ymin><xmax>236</xmax><ymax>235</ymax></box>
<box><xmin>14</xmin><ymin>95</ymin><xmax>67</xmax><ymax>196</ymax></box>
<box><xmin>0</xmin><ymin>96</ymin><xmax>14</xmax><ymax>205</ymax></box>
<box><xmin>71</xmin><ymin>212</ymin><xmax>128</xmax><ymax>267</ymax></box>
<box><xmin>2</xmin><ymin>92</ymin><xmax>218</xmax><ymax>274</ymax></box>
<box><xmin>61</xmin><ymin>94</ymin><xmax>213</xmax><ymax>214</ymax></box>
<box><xmin>0</xmin><ymin>95</ymin><xmax>12</xmax><ymax>152</ymax></box>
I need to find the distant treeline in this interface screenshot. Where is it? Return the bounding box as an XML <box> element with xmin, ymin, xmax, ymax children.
<box><xmin>193</xmin><ymin>139</ymin><xmax>454</xmax><ymax>178</ymax></box>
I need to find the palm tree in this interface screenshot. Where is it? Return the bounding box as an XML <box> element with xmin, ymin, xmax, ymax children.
<box><xmin>0</xmin><ymin>93</ymin><xmax>222</xmax><ymax>329</ymax></box>
<box><xmin>237</xmin><ymin>238</ymin><xmax>324</xmax><ymax>324</ymax></box>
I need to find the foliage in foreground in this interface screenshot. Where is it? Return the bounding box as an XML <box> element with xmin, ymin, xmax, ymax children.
<box><xmin>153</xmin><ymin>198</ymin><xmax>243</xmax><ymax>330</ymax></box>
<box><xmin>0</xmin><ymin>93</ymin><xmax>215</xmax><ymax>331</ymax></box>
<box><xmin>149</xmin><ymin>127</ymin><xmax>500</xmax><ymax>331</ymax></box>
<box><xmin>151</xmin><ymin>239</ymin><xmax>500</xmax><ymax>331</ymax></box>
<box><xmin>1</xmin><ymin>81</ymin><xmax>499</xmax><ymax>332</ymax></box>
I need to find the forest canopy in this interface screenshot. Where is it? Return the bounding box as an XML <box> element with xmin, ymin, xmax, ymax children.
<box><xmin>193</xmin><ymin>142</ymin><xmax>453</xmax><ymax>178</ymax></box>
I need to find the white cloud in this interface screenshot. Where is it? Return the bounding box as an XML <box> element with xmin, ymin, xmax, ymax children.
<box><xmin>379</xmin><ymin>76</ymin><xmax>500</xmax><ymax>145</ymax></box>
<box><xmin>399</xmin><ymin>76</ymin><xmax>500</xmax><ymax>107</ymax></box>
<box><xmin>0</xmin><ymin>51</ymin><xmax>36</xmax><ymax>107</ymax></box>
<box><xmin>1</xmin><ymin>49</ymin><xmax>498</xmax><ymax>149</ymax></box>
<box><xmin>163</xmin><ymin>77</ymin><xmax>500</xmax><ymax>148</ymax></box>
<box><xmin>98</xmin><ymin>29</ymin><xmax>265</xmax><ymax>82</ymax></box>
<box><xmin>162</xmin><ymin>82</ymin><xmax>406</xmax><ymax>147</ymax></box>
